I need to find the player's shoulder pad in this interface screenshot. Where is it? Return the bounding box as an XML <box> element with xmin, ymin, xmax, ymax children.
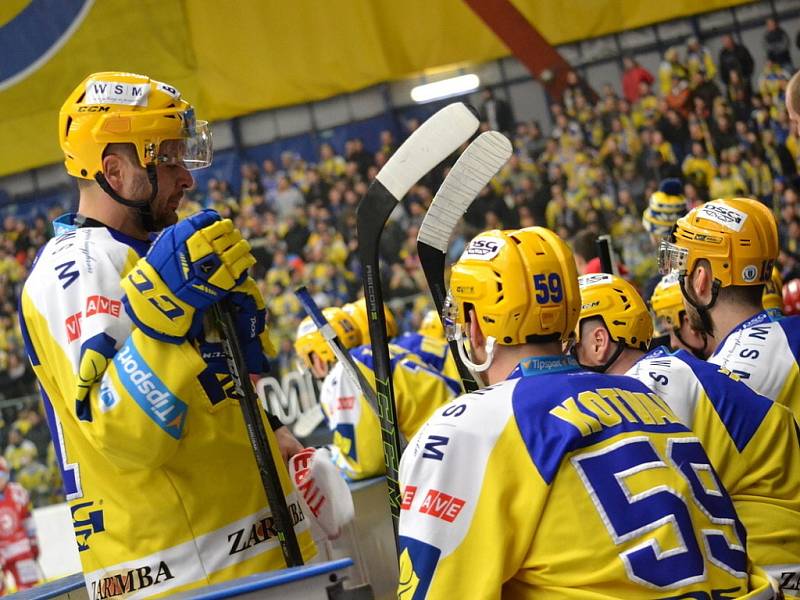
<box><xmin>627</xmin><ymin>351</ymin><xmax>703</xmax><ymax>426</ymax></box>
<box><xmin>403</xmin><ymin>378</ymin><xmax>519</xmax><ymax>462</ymax></box>
<box><xmin>777</xmin><ymin>314</ymin><xmax>800</xmax><ymax>354</ymax></box>
<box><xmin>30</xmin><ymin>227</ymin><xmax>133</xmax><ymax>282</ymax></box>
<box><xmin>710</xmin><ymin>317</ymin><xmax>796</xmax><ymax>400</ymax></box>
<box><xmin>673</xmin><ymin>349</ymin><xmax>774</xmax><ymax>452</ymax></box>
<box><xmin>511</xmin><ymin>370</ymin><xmax>688</xmax><ymax>484</ymax></box>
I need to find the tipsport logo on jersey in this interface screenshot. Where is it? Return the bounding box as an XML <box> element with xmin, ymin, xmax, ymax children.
<box><xmin>114</xmin><ymin>343</ymin><xmax>187</xmax><ymax>439</ymax></box>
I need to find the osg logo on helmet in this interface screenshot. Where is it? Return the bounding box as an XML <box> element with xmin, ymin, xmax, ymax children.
<box><xmin>463</xmin><ymin>237</ymin><xmax>505</xmax><ymax>260</ymax></box>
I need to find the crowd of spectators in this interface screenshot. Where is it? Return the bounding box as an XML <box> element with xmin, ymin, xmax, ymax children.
<box><xmin>1</xmin><ymin>20</ymin><xmax>800</xmax><ymax>506</ymax></box>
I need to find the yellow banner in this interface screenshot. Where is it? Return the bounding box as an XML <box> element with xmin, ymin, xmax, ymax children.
<box><xmin>0</xmin><ymin>0</ymin><xmax>753</xmax><ymax>177</ymax></box>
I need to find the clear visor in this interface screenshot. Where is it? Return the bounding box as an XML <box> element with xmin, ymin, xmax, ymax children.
<box><xmin>443</xmin><ymin>290</ymin><xmax>460</xmax><ymax>342</ymax></box>
<box><xmin>155</xmin><ymin>119</ymin><xmax>212</xmax><ymax>170</ymax></box>
<box><xmin>658</xmin><ymin>240</ymin><xmax>689</xmax><ymax>275</ymax></box>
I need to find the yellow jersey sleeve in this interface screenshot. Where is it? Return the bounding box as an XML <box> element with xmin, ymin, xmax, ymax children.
<box><xmin>319</xmin><ymin>344</ymin><xmax>457</xmax><ymax>481</ymax></box>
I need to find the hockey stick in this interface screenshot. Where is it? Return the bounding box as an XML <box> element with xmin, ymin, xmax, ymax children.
<box><xmin>596</xmin><ymin>234</ymin><xmax>617</xmax><ymax>275</ymax></box>
<box><xmin>294</xmin><ymin>286</ymin><xmax>380</xmax><ymax>413</ymax></box>
<box><xmin>417</xmin><ymin>131</ymin><xmax>513</xmax><ymax>393</ymax></box>
<box><xmin>211</xmin><ymin>301</ymin><xmax>304</xmax><ymax>567</ymax></box>
<box><xmin>356</xmin><ymin>102</ymin><xmax>479</xmax><ymax>545</ymax></box>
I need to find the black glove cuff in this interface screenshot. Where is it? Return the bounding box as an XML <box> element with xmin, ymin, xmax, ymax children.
<box><xmin>267</xmin><ymin>413</ymin><xmax>284</xmax><ymax>431</ymax></box>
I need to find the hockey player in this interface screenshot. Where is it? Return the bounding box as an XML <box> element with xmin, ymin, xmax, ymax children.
<box><xmin>650</xmin><ymin>272</ymin><xmax>712</xmax><ymax>357</ymax></box>
<box><xmin>294</xmin><ymin>307</ymin><xmax>459</xmax><ymax>480</ymax></box>
<box><xmin>0</xmin><ymin>459</ymin><xmax>40</xmax><ymax>593</ymax></box>
<box><xmin>659</xmin><ymin>197</ymin><xmax>800</xmax><ymax>422</ymax></box>
<box><xmin>762</xmin><ymin>265</ymin><xmax>785</xmax><ymax>319</ymax></box>
<box><xmin>342</xmin><ymin>298</ymin><xmax>398</xmax><ymax>344</ymax></box>
<box><xmin>393</xmin><ymin>310</ymin><xmax>460</xmax><ymax>383</ymax></box>
<box><xmin>18</xmin><ymin>72</ymin><xmax>314</xmax><ymax>597</ymax></box>
<box><xmin>574</xmin><ymin>273</ymin><xmax>800</xmax><ymax>593</ymax></box>
<box><xmin>397</xmin><ymin>227</ymin><xmax>776</xmax><ymax>598</ymax></box>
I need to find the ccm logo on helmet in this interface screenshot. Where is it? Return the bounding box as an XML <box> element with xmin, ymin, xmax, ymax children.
<box><xmin>463</xmin><ymin>237</ymin><xmax>505</xmax><ymax>261</ymax></box>
<box><xmin>77</xmin><ymin>106</ymin><xmax>110</xmax><ymax>112</ymax></box>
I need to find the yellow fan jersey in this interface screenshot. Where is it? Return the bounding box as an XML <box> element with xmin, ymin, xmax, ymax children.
<box><xmin>19</xmin><ymin>223</ymin><xmax>314</xmax><ymax>598</ymax></box>
<box><xmin>628</xmin><ymin>346</ymin><xmax>800</xmax><ymax>595</ymax></box>
<box><xmin>398</xmin><ymin>357</ymin><xmax>775</xmax><ymax>599</ymax></box>
<box><xmin>709</xmin><ymin>311</ymin><xmax>800</xmax><ymax>422</ymax></box>
<box><xmin>393</xmin><ymin>332</ymin><xmax>461</xmax><ymax>384</ymax></box>
<box><xmin>319</xmin><ymin>343</ymin><xmax>460</xmax><ymax>480</ymax></box>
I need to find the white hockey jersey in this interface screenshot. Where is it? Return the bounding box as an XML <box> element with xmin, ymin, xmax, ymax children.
<box><xmin>709</xmin><ymin>311</ymin><xmax>800</xmax><ymax>422</ymax></box>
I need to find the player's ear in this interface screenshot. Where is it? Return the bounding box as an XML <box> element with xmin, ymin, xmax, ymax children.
<box><xmin>691</xmin><ymin>260</ymin><xmax>713</xmax><ymax>302</ymax></box>
<box><xmin>468</xmin><ymin>308</ymin><xmax>485</xmax><ymax>348</ymax></box>
<box><xmin>102</xmin><ymin>153</ymin><xmax>127</xmax><ymax>194</ymax></box>
<box><xmin>593</xmin><ymin>324</ymin><xmax>609</xmax><ymax>359</ymax></box>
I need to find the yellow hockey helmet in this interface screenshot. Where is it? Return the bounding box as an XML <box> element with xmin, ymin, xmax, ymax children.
<box><xmin>294</xmin><ymin>307</ymin><xmax>361</xmax><ymax>369</ymax></box>
<box><xmin>650</xmin><ymin>272</ymin><xmax>684</xmax><ymax>331</ymax></box>
<box><xmin>576</xmin><ymin>274</ymin><xmax>653</xmax><ymax>350</ymax></box>
<box><xmin>446</xmin><ymin>227</ymin><xmax>580</xmax><ymax>347</ymax></box>
<box><xmin>343</xmin><ymin>298</ymin><xmax>398</xmax><ymax>343</ymax></box>
<box><xmin>418</xmin><ymin>309</ymin><xmax>445</xmax><ymax>339</ymax></box>
<box><xmin>659</xmin><ymin>198</ymin><xmax>779</xmax><ymax>287</ymax></box>
<box><xmin>59</xmin><ymin>72</ymin><xmax>212</xmax><ymax>180</ymax></box>
<box><xmin>762</xmin><ymin>265</ymin><xmax>784</xmax><ymax>312</ymax></box>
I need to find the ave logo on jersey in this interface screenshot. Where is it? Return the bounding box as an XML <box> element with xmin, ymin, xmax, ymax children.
<box><xmin>65</xmin><ymin>296</ymin><xmax>122</xmax><ymax>342</ymax></box>
<box><xmin>401</xmin><ymin>486</ymin><xmax>467</xmax><ymax>522</ymax></box>
<box><xmin>697</xmin><ymin>203</ymin><xmax>748</xmax><ymax>232</ymax></box>
<box><xmin>462</xmin><ymin>236</ymin><xmax>505</xmax><ymax>261</ymax></box>
<box><xmin>85</xmin><ymin>295</ymin><xmax>121</xmax><ymax>318</ymax></box>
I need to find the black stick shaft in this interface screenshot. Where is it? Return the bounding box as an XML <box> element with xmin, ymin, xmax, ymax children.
<box><xmin>596</xmin><ymin>235</ymin><xmax>614</xmax><ymax>274</ymax></box>
<box><xmin>357</xmin><ymin>183</ymin><xmax>404</xmax><ymax>550</ymax></box>
<box><xmin>212</xmin><ymin>301</ymin><xmax>303</xmax><ymax>567</ymax></box>
<box><xmin>417</xmin><ymin>242</ymin><xmax>478</xmax><ymax>392</ymax></box>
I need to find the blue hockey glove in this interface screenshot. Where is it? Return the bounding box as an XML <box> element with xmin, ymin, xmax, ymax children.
<box><xmin>200</xmin><ymin>277</ymin><xmax>276</xmax><ymax>376</ymax></box>
<box><xmin>121</xmin><ymin>209</ymin><xmax>256</xmax><ymax>343</ymax></box>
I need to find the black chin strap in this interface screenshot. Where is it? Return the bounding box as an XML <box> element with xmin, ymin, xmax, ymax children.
<box><xmin>674</xmin><ymin>327</ymin><xmax>710</xmax><ymax>359</ymax></box>
<box><xmin>679</xmin><ymin>273</ymin><xmax>721</xmax><ymax>338</ymax></box>
<box><xmin>575</xmin><ymin>340</ymin><xmax>627</xmax><ymax>373</ymax></box>
<box><xmin>94</xmin><ymin>163</ymin><xmax>159</xmax><ymax>231</ymax></box>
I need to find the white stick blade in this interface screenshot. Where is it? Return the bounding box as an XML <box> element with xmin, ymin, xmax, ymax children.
<box><xmin>376</xmin><ymin>102</ymin><xmax>479</xmax><ymax>200</ymax></box>
<box><xmin>418</xmin><ymin>131</ymin><xmax>512</xmax><ymax>252</ymax></box>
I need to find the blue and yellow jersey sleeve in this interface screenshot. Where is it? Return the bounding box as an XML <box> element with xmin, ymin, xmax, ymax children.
<box><xmin>393</xmin><ymin>332</ymin><xmax>461</xmax><ymax>384</ymax></box>
<box><xmin>630</xmin><ymin>349</ymin><xmax>800</xmax><ymax>593</ymax></box>
<box><xmin>399</xmin><ymin>370</ymin><xmax>771</xmax><ymax>599</ymax></box>
<box><xmin>319</xmin><ymin>343</ymin><xmax>458</xmax><ymax>480</ymax></box>
<box><xmin>709</xmin><ymin>312</ymin><xmax>800</xmax><ymax>422</ymax></box>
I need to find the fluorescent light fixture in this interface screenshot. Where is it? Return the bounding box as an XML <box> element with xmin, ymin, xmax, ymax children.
<box><xmin>411</xmin><ymin>74</ymin><xmax>480</xmax><ymax>103</ymax></box>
